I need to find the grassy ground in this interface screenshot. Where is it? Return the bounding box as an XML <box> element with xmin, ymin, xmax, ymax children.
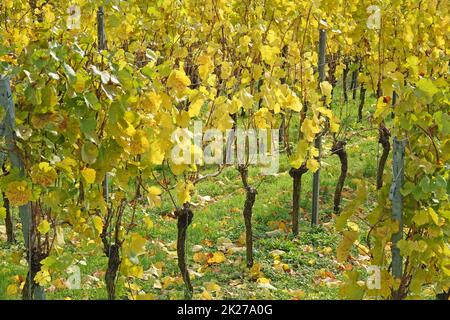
<box><xmin>0</xmin><ymin>89</ymin><xmax>383</xmax><ymax>300</ymax></box>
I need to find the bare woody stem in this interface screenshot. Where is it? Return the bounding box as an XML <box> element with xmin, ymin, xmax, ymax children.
<box><xmin>238</xmin><ymin>165</ymin><xmax>257</xmax><ymax>268</ymax></box>
<box><xmin>176</xmin><ymin>204</ymin><xmax>194</xmax><ymax>297</ymax></box>
<box><xmin>331</xmin><ymin>141</ymin><xmax>348</xmax><ymax>214</ymax></box>
<box><xmin>289</xmin><ymin>164</ymin><xmax>308</xmax><ymax>236</ymax></box>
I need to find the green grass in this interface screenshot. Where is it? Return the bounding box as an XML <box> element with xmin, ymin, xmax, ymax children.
<box><xmin>0</xmin><ymin>87</ymin><xmax>385</xmax><ymax>300</ymax></box>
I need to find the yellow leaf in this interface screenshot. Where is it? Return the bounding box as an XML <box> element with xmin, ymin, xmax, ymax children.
<box><xmin>144</xmin><ymin>216</ymin><xmax>154</xmax><ymax>230</ymax></box>
<box><xmin>290</xmin><ymin>140</ymin><xmax>308</xmax><ymax>169</ymax></box>
<box><xmin>55</xmin><ymin>226</ymin><xmax>65</xmax><ymax>245</ymax></box>
<box><xmin>188</xmin><ymin>98</ymin><xmax>204</xmax><ymax>118</ymax></box>
<box><xmin>205</xmin><ymin>281</ymin><xmax>221</xmax><ymax>292</ymax></box>
<box><xmin>207</xmin><ymin>252</ymin><xmax>226</xmax><ymax>264</ymax></box>
<box><xmin>221</xmin><ymin>61</ymin><xmax>232</xmax><ymax>79</ymax></box>
<box><xmin>176</xmin><ymin>110</ymin><xmax>190</xmax><ymax>128</ymax></box>
<box><xmin>149</xmin><ymin>140</ymin><xmax>165</xmax><ymax>165</ymax></box>
<box><xmin>428</xmin><ymin>207</ymin><xmax>443</xmax><ymax>226</ymax></box>
<box><xmin>148</xmin><ymin>186</ymin><xmax>161</xmax><ymax>196</ymax></box>
<box><xmin>257</xmin><ymin>277</ymin><xmax>271</xmax><ymax>284</ymax></box>
<box><xmin>135</xmin><ymin>293</ymin><xmax>156</xmax><ymax>300</ymax></box>
<box><xmin>337</xmin><ymin>230</ymin><xmax>358</xmax><ymax>262</ymax></box>
<box><xmin>301</xmin><ymin>119</ymin><xmax>320</xmax><ymax>142</ymax></box>
<box><xmin>306</xmin><ymin>159</ymin><xmax>320</xmax><ymax>173</ymax></box>
<box><xmin>121</xmin><ymin>258</ymin><xmax>144</xmax><ymax>278</ymax></box>
<box><xmin>250</xmin><ymin>263</ymin><xmax>263</xmax><ymax>279</ymax></box>
<box><xmin>147</xmin><ymin>186</ymin><xmax>162</xmax><ymax>208</ymax></box>
<box><xmin>201</xmin><ymin>290</ymin><xmax>213</xmax><ymax>300</ymax></box>
<box><xmin>92</xmin><ymin>216</ymin><xmax>103</xmax><ymax>233</ymax></box>
<box><xmin>0</xmin><ymin>207</ymin><xmax>6</xmax><ymax>220</ymax></box>
<box><xmin>330</xmin><ymin>116</ymin><xmax>340</xmax><ymax>133</ymax></box>
<box><xmin>317</xmin><ymin>106</ymin><xmax>333</xmax><ymax>119</ymax></box>
<box><xmin>282</xmin><ymin>87</ymin><xmax>303</xmax><ymax>112</ymax></box>
<box><xmin>254</xmin><ymin>107</ymin><xmax>272</xmax><ymax>129</ymax></box>
<box><xmin>128</xmin><ymin>233</ymin><xmax>147</xmax><ymax>257</ymax></box>
<box><xmin>129</xmin><ymin>130</ymin><xmax>150</xmax><ymax>155</ymax></box>
<box><xmin>412</xmin><ymin>210</ymin><xmax>429</xmax><ymax>226</ymax></box>
<box><xmin>37</xmin><ymin>220</ymin><xmax>51</xmax><ymax>235</ymax></box>
<box><xmin>34</xmin><ymin>270</ymin><xmax>51</xmax><ymax>286</ymax></box>
<box><xmin>167</xmin><ymin>69</ymin><xmax>191</xmax><ymax>94</ymax></box>
<box><xmin>215</xmin><ymin>113</ymin><xmax>235</xmax><ymax>132</ymax></box>
<box><xmin>239</xmin><ymin>35</ymin><xmax>251</xmax><ymax>49</ymax></box>
<box><xmin>31</xmin><ymin>162</ymin><xmax>57</xmax><ymax>187</ymax></box>
<box><xmin>198</xmin><ymin>54</ymin><xmax>213</xmax><ymax>81</ymax></box>
<box><xmin>161</xmin><ymin>276</ymin><xmax>177</xmax><ymax>289</ymax></box>
<box><xmin>193</xmin><ymin>252</ymin><xmax>207</xmax><ymax>263</ymax></box>
<box><xmin>347</xmin><ymin>221</ymin><xmax>359</xmax><ymax>232</ymax></box>
<box><xmin>339</xmin><ymin>270</ymin><xmax>365</xmax><ymax>299</ymax></box>
<box><xmin>257</xmin><ymin>277</ymin><xmax>276</xmax><ymax>289</ymax></box>
<box><xmin>142</xmin><ymin>92</ymin><xmax>161</xmax><ymax>114</ymax></box>
<box><xmin>374</xmin><ymin>97</ymin><xmax>389</xmax><ymax>120</ymax></box>
<box><xmin>288</xmin><ymin>289</ymin><xmax>306</xmax><ymax>300</ymax></box>
<box><xmin>320</xmin><ymin>81</ymin><xmax>333</xmax><ymax>98</ymax></box>
<box><xmin>260</xmin><ymin>45</ymin><xmax>280</xmax><ymax>66</ymax></box>
<box><xmin>0</xmin><ymin>54</ymin><xmax>17</xmax><ymax>65</ymax></box>
<box><xmin>176</xmin><ymin>181</ymin><xmax>194</xmax><ymax>205</ymax></box>
<box><xmin>81</xmin><ymin>168</ymin><xmax>96</xmax><ymax>184</ymax></box>
<box><xmin>228</xmin><ymin>97</ymin><xmax>242</xmax><ymax>114</ymax></box>
<box><xmin>381</xmin><ymin>78</ymin><xmax>394</xmax><ymax>98</ymax></box>
<box><xmin>6</xmin><ymin>284</ymin><xmax>18</xmax><ymax>296</ymax></box>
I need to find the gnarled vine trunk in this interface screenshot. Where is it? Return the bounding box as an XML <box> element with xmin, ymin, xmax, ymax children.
<box><xmin>176</xmin><ymin>204</ymin><xmax>194</xmax><ymax>296</ymax></box>
<box><xmin>3</xmin><ymin>192</ymin><xmax>14</xmax><ymax>243</ymax></box>
<box><xmin>377</xmin><ymin>121</ymin><xmax>391</xmax><ymax>190</ymax></box>
<box><xmin>104</xmin><ymin>243</ymin><xmax>121</xmax><ymax>300</ymax></box>
<box><xmin>100</xmin><ymin>199</ymin><xmax>125</xmax><ymax>300</ymax></box>
<box><xmin>327</xmin><ymin>52</ymin><xmax>339</xmax><ymax>89</ymax></box>
<box><xmin>289</xmin><ymin>164</ymin><xmax>308</xmax><ymax>236</ymax></box>
<box><xmin>2</xmin><ymin>162</ymin><xmax>14</xmax><ymax>243</ymax></box>
<box><xmin>243</xmin><ymin>187</ymin><xmax>256</xmax><ymax>268</ymax></box>
<box><xmin>22</xmin><ymin>249</ymin><xmax>46</xmax><ymax>300</ymax></box>
<box><xmin>331</xmin><ymin>141</ymin><xmax>348</xmax><ymax>214</ymax></box>
<box><xmin>436</xmin><ymin>290</ymin><xmax>449</xmax><ymax>300</ymax></box>
<box><xmin>238</xmin><ymin>166</ymin><xmax>257</xmax><ymax>268</ymax></box>
<box><xmin>21</xmin><ymin>203</ymin><xmax>46</xmax><ymax>300</ymax></box>
<box><xmin>101</xmin><ymin>225</ymin><xmax>121</xmax><ymax>300</ymax></box>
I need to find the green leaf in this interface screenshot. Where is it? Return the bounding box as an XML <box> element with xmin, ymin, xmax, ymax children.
<box><xmin>0</xmin><ymin>207</ymin><xmax>6</xmax><ymax>220</ymax></box>
<box><xmin>401</xmin><ymin>181</ymin><xmax>415</xmax><ymax>196</ymax></box>
<box><xmin>63</xmin><ymin>62</ymin><xmax>76</xmax><ymax>79</ymax></box>
<box><xmin>92</xmin><ymin>65</ymin><xmax>110</xmax><ymax>84</ymax></box>
<box><xmin>81</xmin><ymin>141</ymin><xmax>99</xmax><ymax>164</ymax></box>
<box><xmin>141</xmin><ymin>65</ymin><xmax>153</xmax><ymax>79</ymax></box>
<box><xmin>37</xmin><ymin>220</ymin><xmax>51</xmax><ymax>235</ymax></box>
<box><xmin>80</xmin><ymin>116</ymin><xmax>97</xmax><ymax>136</ymax></box>
<box><xmin>412</xmin><ymin>210</ymin><xmax>429</xmax><ymax>226</ymax></box>
<box><xmin>416</xmin><ymin>78</ymin><xmax>438</xmax><ymax>99</ymax></box>
<box><xmin>419</xmin><ymin>176</ymin><xmax>431</xmax><ymax>193</ymax></box>
<box><xmin>84</xmin><ymin>92</ymin><xmax>101</xmax><ymax>111</ymax></box>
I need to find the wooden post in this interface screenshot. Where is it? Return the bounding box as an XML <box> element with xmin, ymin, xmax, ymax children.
<box><xmin>97</xmin><ymin>6</ymin><xmax>109</xmax><ymax>203</ymax></box>
<box><xmin>0</xmin><ymin>151</ymin><xmax>15</xmax><ymax>243</ymax></box>
<box><xmin>0</xmin><ymin>76</ymin><xmax>45</xmax><ymax>300</ymax></box>
<box><xmin>0</xmin><ymin>76</ymin><xmax>31</xmax><ymax>248</ymax></box>
<box><xmin>390</xmin><ymin>138</ymin><xmax>406</xmax><ymax>281</ymax></box>
<box><xmin>311</xmin><ymin>24</ymin><xmax>326</xmax><ymax>226</ymax></box>
<box><xmin>391</xmin><ymin>91</ymin><xmax>397</xmax><ymax>120</ymax></box>
<box><xmin>97</xmin><ymin>7</ymin><xmax>107</xmax><ymax>51</ymax></box>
